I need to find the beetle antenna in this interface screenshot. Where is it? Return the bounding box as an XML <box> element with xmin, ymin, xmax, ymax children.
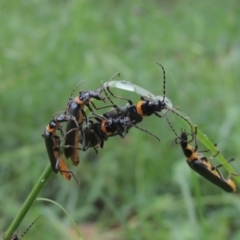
<box><xmin>18</xmin><ymin>215</ymin><xmax>41</xmax><ymax>239</ymax></box>
<box><xmin>133</xmin><ymin>124</ymin><xmax>160</xmax><ymax>142</ymax></box>
<box><xmin>156</xmin><ymin>62</ymin><xmax>166</xmax><ymax>102</ymax></box>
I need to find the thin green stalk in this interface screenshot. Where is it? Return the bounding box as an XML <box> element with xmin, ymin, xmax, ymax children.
<box><xmin>4</xmin><ymin>163</ymin><xmax>53</xmax><ymax>240</ymax></box>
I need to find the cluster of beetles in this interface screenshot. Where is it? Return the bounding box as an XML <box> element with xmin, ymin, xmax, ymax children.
<box><xmin>42</xmin><ymin>62</ymin><xmax>238</xmax><ymax>193</ymax></box>
<box><xmin>6</xmin><ymin>62</ymin><xmax>238</xmax><ymax>240</ymax></box>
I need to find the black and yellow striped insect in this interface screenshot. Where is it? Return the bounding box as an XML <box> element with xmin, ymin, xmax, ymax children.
<box><xmin>64</xmin><ymin>79</ymin><xmax>117</xmax><ymax>164</ymax></box>
<box><xmin>103</xmin><ymin>62</ymin><xmax>172</xmax><ymax>136</ymax></box>
<box><xmin>42</xmin><ymin>114</ymin><xmax>79</xmax><ymax>182</ymax></box>
<box><xmin>167</xmin><ymin>117</ymin><xmax>237</xmax><ymax>192</ymax></box>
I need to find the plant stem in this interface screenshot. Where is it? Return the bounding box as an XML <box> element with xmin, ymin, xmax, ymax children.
<box><xmin>3</xmin><ymin>163</ymin><xmax>53</xmax><ymax>240</ymax></box>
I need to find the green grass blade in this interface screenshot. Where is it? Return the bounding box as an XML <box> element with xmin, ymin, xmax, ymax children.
<box><xmin>36</xmin><ymin>198</ymin><xmax>83</xmax><ymax>239</ymax></box>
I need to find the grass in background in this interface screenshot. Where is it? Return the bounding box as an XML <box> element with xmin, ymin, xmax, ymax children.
<box><xmin>1</xmin><ymin>0</ymin><xmax>240</xmax><ymax>239</ymax></box>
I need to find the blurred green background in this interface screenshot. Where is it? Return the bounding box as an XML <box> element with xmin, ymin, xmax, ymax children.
<box><xmin>1</xmin><ymin>0</ymin><xmax>240</xmax><ymax>239</ymax></box>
